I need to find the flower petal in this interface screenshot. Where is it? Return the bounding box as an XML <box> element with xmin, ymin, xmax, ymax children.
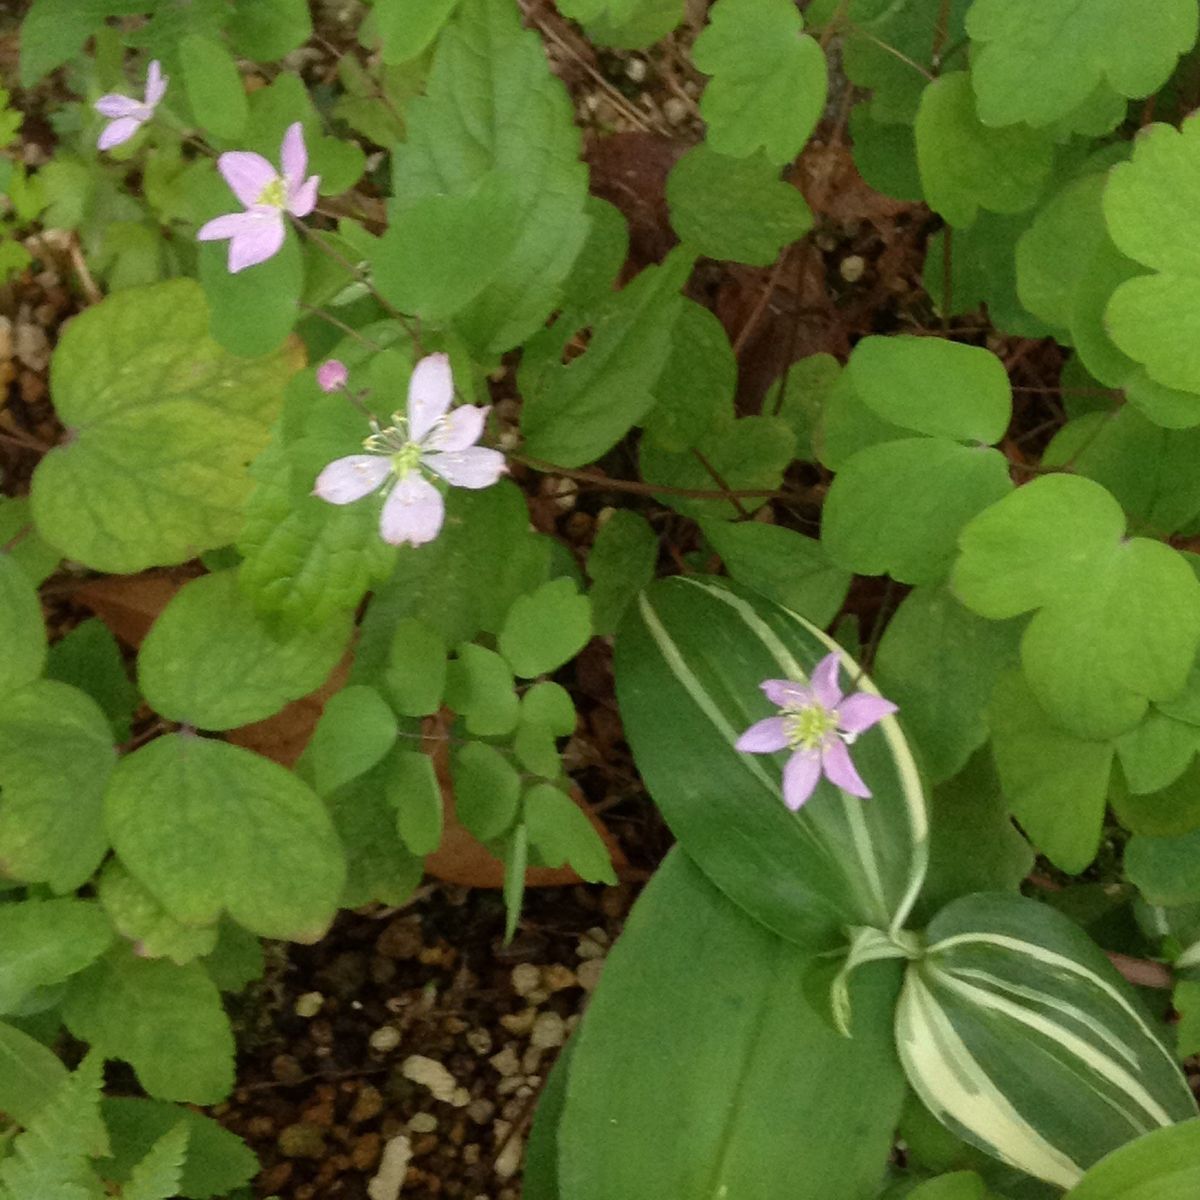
<box><xmin>783</xmin><ymin>750</ymin><xmax>822</xmax><ymax>811</ymax></box>
<box><xmin>316</xmin><ymin>360</ymin><xmax>348</xmax><ymax>394</ymax></box>
<box><xmin>407</xmin><ymin>353</ymin><xmax>454</xmax><ymax>442</ymax></box>
<box><xmin>144</xmin><ymin>60</ymin><xmax>167</xmax><ymax>107</ymax></box>
<box><xmin>821</xmin><ymin>739</ymin><xmax>871</xmax><ymax>798</ymax></box>
<box><xmin>426</xmin><ymin>404</ymin><xmax>487</xmax><ymax>453</ymax></box>
<box><xmin>227</xmin><ymin>213</ymin><xmax>286</xmax><ymax>272</ymax></box>
<box><xmin>810</xmin><ymin>652</ymin><xmax>844</xmax><ymax>709</ymax></box>
<box><xmin>196</xmin><ymin>212</ymin><xmax>252</xmax><ymax>242</ymax></box>
<box><xmin>217</xmin><ymin>151</ymin><xmax>278</xmax><ymax>208</ymax></box>
<box><xmin>735</xmin><ymin>716</ymin><xmax>790</xmax><ymax>754</ymax></box>
<box><xmin>761</xmin><ymin>679</ymin><xmax>811</xmax><ymax>709</ymax></box>
<box><xmin>97</xmin><ymin>115</ymin><xmax>143</xmax><ymax>150</ymax></box>
<box><xmin>313</xmin><ymin>455</ymin><xmax>390</xmax><ymax>504</ymax></box>
<box><xmin>381</xmin><ymin>474</ymin><xmax>445</xmax><ymax>546</ymax></box>
<box><xmin>837</xmin><ymin>692</ymin><xmax>898</xmax><ymax>735</ymax></box>
<box><xmin>423</xmin><ymin>446</ymin><xmax>505</xmax><ymax>490</ymax></box>
<box><xmin>287</xmin><ymin>174</ymin><xmax>319</xmax><ymax>218</ymax></box>
<box><xmin>94</xmin><ymin>93</ymin><xmax>141</xmax><ymax>119</ymax></box>
<box><xmin>280</xmin><ymin>121</ymin><xmax>307</xmax><ymax>190</ymax></box>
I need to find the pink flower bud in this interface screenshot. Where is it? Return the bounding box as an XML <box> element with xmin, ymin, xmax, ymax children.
<box><xmin>316</xmin><ymin>359</ymin><xmax>348</xmax><ymax>393</ymax></box>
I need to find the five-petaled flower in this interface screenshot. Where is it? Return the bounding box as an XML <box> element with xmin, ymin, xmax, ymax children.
<box><xmin>313</xmin><ymin>352</ymin><xmax>506</xmax><ymax>547</ymax></box>
<box><xmin>736</xmin><ymin>653</ymin><xmax>897</xmax><ymax>811</ymax></box>
<box><xmin>197</xmin><ymin>122</ymin><xmax>319</xmax><ymax>273</ymax></box>
<box><xmin>94</xmin><ymin>60</ymin><xmax>167</xmax><ymax>151</ymax></box>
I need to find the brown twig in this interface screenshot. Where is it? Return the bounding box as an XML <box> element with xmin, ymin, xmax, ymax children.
<box><xmin>691</xmin><ymin>447</ymin><xmax>751</xmax><ymax>518</ymax></box>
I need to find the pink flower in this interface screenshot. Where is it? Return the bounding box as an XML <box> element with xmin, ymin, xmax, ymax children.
<box><xmin>736</xmin><ymin>653</ymin><xmax>897</xmax><ymax>811</ymax></box>
<box><xmin>94</xmin><ymin>60</ymin><xmax>167</xmax><ymax>151</ymax></box>
<box><xmin>196</xmin><ymin>122</ymin><xmax>319</xmax><ymax>273</ymax></box>
<box><xmin>316</xmin><ymin>360</ymin><xmax>348</xmax><ymax>393</ymax></box>
<box><xmin>313</xmin><ymin>353</ymin><xmax>506</xmax><ymax>547</ymax></box>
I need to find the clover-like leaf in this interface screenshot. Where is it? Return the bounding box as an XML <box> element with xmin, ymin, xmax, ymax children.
<box><xmin>105</xmin><ymin>733</ymin><xmax>345</xmax><ymax>941</ymax></box>
<box><xmin>915</xmin><ymin>72</ymin><xmax>1053</xmax><ymax>228</ymax></box>
<box><xmin>499</xmin><ymin>578</ymin><xmax>592</xmax><ymax>679</ymax></box>
<box><xmin>966</xmin><ymin>0</ymin><xmax>1197</xmax><ymax>128</ymax></box>
<box><xmin>0</xmin><ymin>899</ymin><xmax>113</xmax><ymax>1014</ymax></box>
<box><xmin>31</xmin><ymin>280</ymin><xmax>297</xmax><ymax>573</ymax></box>
<box><xmin>0</xmin><ymin>553</ymin><xmax>45</xmax><ymax>693</ymax></box>
<box><xmin>955</xmin><ymin>474</ymin><xmax>1200</xmax><ymax>738</ymax></box>
<box><xmin>692</xmin><ymin>0</ymin><xmax>826</xmax><ymax>165</ymax></box>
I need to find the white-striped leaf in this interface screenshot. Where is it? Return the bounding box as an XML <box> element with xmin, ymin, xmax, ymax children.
<box><xmin>897</xmin><ymin>892</ymin><xmax>1198</xmax><ymax>1190</ymax></box>
<box><xmin>614</xmin><ymin>576</ymin><xmax>928</xmax><ymax>947</ymax></box>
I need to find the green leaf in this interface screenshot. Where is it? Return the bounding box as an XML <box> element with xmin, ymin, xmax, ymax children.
<box><xmin>615</xmin><ymin>577</ymin><xmax>928</xmax><ymax>946</ymax></box>
<box><xmin>1111</xmin><ymin>755</ymin><xmax>1200</xmax><ymax>836</ymax></box>
<box><xmin>374</xmin><ymin>174</ymin><xmax>521</xmax><ymax>321</ymax></box>
<box><xmin>121</xmin><ymin>1123</ymin><xmax>189</xmax><ymax>1200</ymax></box>
<box><xmin>667</xmin><ymin>145</ymin><xmax>812</xmax><ymax>265</ymax></box>
<box><xmin>641</xmin><ymin>414</ymin><xmax>796</xmax><ymax>521</ymax></box>
<box><xmin>387</xmin><ymin>748</ymin><xmax>443</xmax><ymax>856</ymax></box>
<box><xmin>98</xmin><ymin>1098</ymin><xmax>258</xmax><ymax>1200</ymax></box>
<box><xmin>97</xmin><ymin>861</ymin><xmax>218</xmax><ymax>966</ymax></box>
<box><xmin>0</xmin><ymin>555</ymin><xmax>45</xmax><ymax>694</ymax></box>
<box><xmin>815</xmin><ymin>368</ymin><xmax>909</xmax><ymax>470</ymax></box>
<box><xmin>327</xmin><ymin>763</ymin><xmax>424</xmax><ymax>907</ymax></box>
<box><xmin>587</xmin><ymin>511</ymin><xmax>658</xmax><ymax>637</ymax></box>
<box><xmin>575</xmin><ymin>0</ymin><xmax>682</xmax><ymax>48</ymax></box>
<box><xmin>444</xmin><ymin>644</ymin><xmax>519</xmax><ymax>736</ymax></box>
<box><xmin>762</xmin><ymin>353</ymin><xmax>841</xmax><ymax>463</ymax></box>
<box><xmin>524</xmin><ymin>1039</ymin><xmax>573</xmax><ymax>1200</ymax></box>
<box><xmin>199</xmin><ymin>920</ymin><xmax>264</xmax><ymax>993</ymax></box>
<box><xmin>875</xmin><ymin>586</ymin><xmax>1020</xmax><ymax>784</ymax></box>
<box><xmin>954</xmin><ymin>475</ymin><xmax>1200</xmax><ymax>739</ymax></box>
<box><xmin>179</xmin><ymin>34</ymin><xmax>247</xmax><ymax>141</ymax></box>
<box><xmin>0</xmin><ymin>899</ymin><xmax>113</xmax><ymax>1014</ymax></box>
<box><xmin>1126</xmin><ymin>828</ymin><xmax>1200</xmax><ymax>906</ymax></box>
<box><xmin>503</xmin><ymin>822</ymin><xmax>527</xmax><ymax>941</ymax></box>
<box><xmin>1067</xmin><ymin>1119</ymin><xmax>1200</xmax><ymax>1199</ymax></box>
<box><xmin>907</xmin><ymin>1174</ymin><xmax>986</xmax><ymax>1200</ymax></box>
<box><xmin>642</xmin><ymin>299</ymin><xmax>736</xmax><ymax>452</ymax></box>
<box><xmin>227</xmin><ymin>0</ymin><xmax>312</xmax><ymax>59</ymax></box>
<box><xmin>1104</xmin><ymin>116</ymin><xmax>1200</xmax><ymax>394</ymax></box>
<box><xmin>138</xmin><ymin>571</ymin><xmax>351</xmax><ymax>731</ymax></box>
<box><xmin>524</xmin><ymin>783</ymin><xmax>615</xmax><ymax>884</ymax></box>
<box><xmin>966</xmin><ymin>0</ymin><xmax>1197</xmax><ymax>128</ymax></box>
<box><xmin>988</xmin><ymin>671</ymin><xmax>1112</xmax><ymax>874</ymax></box>
<box><xmin>513</xmin><ymin>721</ymin><xmax>562</xmax><ymax>779</ymax></box>
<box><xmin>899</xmin><ymin>892</ymin><xmax>1197</xmax><ymax>1190</ymax></box>
<box><xmin>522</xmin><ymin>682</ymin><xmax>576</xmax><ymax>737</ymax></box>
<box><xmin>500</xmin><ymin>579</ymin><xmax>592</xmax><ymax>678</ymax></box>
<box><xmin>849</xmin><ymin>105</ymin><xmax>924</xmax><ymax>203</ymax></box>
<box><xmin>0</xmin><ymin>498</ymin><xmax>60</xmax><ymax>586</ymax></box>
<box><xmin>105</xmin><ymin>734</ymin><xmax>345</xmax><ymax>941</ymax></box>
<box><xmin>0</xmin><ymin>680</ymin><xmax>116</xmax><ymax>892</ymax></box>
<box><xmin>31</xmin><ymin>280</ymin><xmax>296</xmax><ymax>574</ymax></box>
<box><xmin>559</xmin><ymin>850</ymin><xmax>905</xmax><ymax>1198</ymax></box>
<box><xmin>452</xmin><ymin>741</ymin><xmax>521</xmax><ymax>841</ymax></box>
<box><xmin>373</xmin><ymin>0</ymin><xmax>461</xmax><ymax>61</ymax></box>
<box><xmin>914</xmin><ymin>750</ymin><xmax>1034</xmax><ymax>921</ymax></box>
<box><xmin>0</xmin><ymin>1051</ymin><xmax>107</xmax><ymax>1197</ymax></box>
<box><xmin>19</xmin><ymin>0</ymin><xmax>143</xmax><ymax>86</ymax></box>
<box><xmin>848</xmin><ymin>336</ymin><xmax>1012</xmax><ymax>442</ymax></box>
<box><xmin>824</xmin><ymin>439</ymin><xmax>1013</xmax><ymax>585</ymax></box>
<box><xmin>1175</xmin><ymin>984</ymin><xmax>1200</xmax><ymax>1060</ymax></box>
<box><xmin>559</xmin><ymin>195</ymin><xmax>628</xmax><ymax>313</ymax></box>
<box><xmin>520</xmin><ymin>248</ymin><xmax>692</xmax><ymax>467</ymax></box>
<box><xmin>692</xmin><ymin>0</ymin><xmax>826</xmax><ymax>165</ymax></box>
<box><xmin>300</xmin><ymin>685</ymin><xmax>397</xmax><ymax>797</ymax></box>
<box><xmin>382</xmin><ymin>618</ymin><xmax>447</xmax><ymax>717</ymax></box>
<box><xmin>702</xmin><ymin>521</ymin><xmax>850</xmax><ymax>629</ymax></box>
<box><xmin>390</xmin><ymin>0</ymin><xmax>590</xmax><ymax>353</ymax></box>
<box><xmin>915</xmin><ymin>72</ymin><xmax>1053</xmax><ymax>228</ymax></box>
<box><xmin>63</xmin><ymin>948</ymin><xmax>234</xmax><ymax>1104</ymax></box>
<box><xmin>0</xmin><ymin>1020</ymin><xmax>68</xmax><ymax>1127</ymax></box>
<box><xmin>45</xmin><ymin>619</ymin><xmax>139</xmax><ymax>742</ymax></box>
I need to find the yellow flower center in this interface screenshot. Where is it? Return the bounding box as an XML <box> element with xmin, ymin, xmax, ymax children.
<box><xmin>256</xmin><ymin>177</ymin><xmax>286</xmax><ymax>208</ymax></box>
<box><xmin>784</xmin><ymin>705</ymin><xmax>840</xmax><ymax>752</ymax></box>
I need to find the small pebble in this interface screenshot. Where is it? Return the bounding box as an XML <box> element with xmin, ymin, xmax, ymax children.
<box><xmin>624</xmin><ymin>56</ymin><xmax>647</xmax><ymax>83</ymax></box>
<box><xmin>294</xmin><ymin>991</ymin><xmax>324</xmax><ymax>1018</ymax></box>
<box><xmin>511</xmin><ymin>963</ymin><xmax>541</xmax><ymax>996</ymax></box>
<box><xmin>466</xmin><ymin>1028</ymin><xmax>493</xmax><ymax>1056</ymax></box>
<box><xmin>522</xmin><ymin>1045</ymin><xmax>544</xmax><ymax>1075</ymax></box>
<box><xmin>489</xmin><ymin>1046</ymin><xmax>521</xmax><ymax>1078</ymax></box>
<box><xmin>370</xmin><ymin>1025</ymin><xmax>402</xmax><ymax>1054</ymax></box>
<box><xmin>496</xmin><ymin>1076</ymin><xmax>526</xmax><ymax>1097</ymax></box>
<box><xmin>543</xmin><ymin>964</ymin><xmax>577</xmax><ymax>992</ymax></box>
<box><xmin>576</xmin><ymin>936</ymin><xmax>606</xmax><ymax>961</ymax></box>
<box><xmin>278</xmin><ymin>1122</ymin><xmax>327</xmax><ymax>1160</ymax></box>
<box><xmin>271</xmin><ymin>1054</ymin><xmax>305</xmax><ymax>1085</ymax></box>
<box><xmin>530</xmin><ymin>1011</ymin><xmax>566</xmax><ymax>1049</ymax></box>
<box><xmin>349</xmin><ymin>1085</ymin><xmax>385</xmax><ymax>1125</ymax></box>
<box><xmin>402</xmin><ymin>1054</ymin><xmax>459</xmax><ymax>1103</ymax></box>
<box><xmin>467</xmin><ymin>1099</ymin><xmax>495</xmax><ymax>1124</ymax></box>
<box><xmin>577</xmin><ymin>958</ymin><xmax>604</xmax><ymax>991</ymax></box>
<box><xmin>664</xmin><ymin>95</ymin><xmax>690</xmax><ymax>124</ymax></box>
<box><xmin>376</xmin><ymin>917</ymin><xmax>423</xmax><ymax>960</ymax></box>
<box><xmin>839</xmin><ymin>255</ymin><xmax>866</xmax><ymax>283</ymax></box>
<box><xmin>367</xmin><ymin>1134</ymin><xmax>412</xmax><ymax>1200</ymax></box>
<box><xmin>351</xmin><ymin>1131</ymin><xmax>383</xmax><ymax>1171</ymax></box>
<box><xmin>409</xmin><ymin>1112</ymin><xmax>438</xmax><ymax>1134</ymax></box>
<box><xmin>494</xmin><ymin>1126</ymin><xmax>524</xmax><ymax>1180</ymax></box>
<box><xmin>500</xmin><ymin>1007</ymin><xmax>537</xmax><ymax>1036</ymax></box>
<box><xmin>450</xmin><ymin>1085</ymin><xmax>471</xmax><ymax>1108</ymax></box>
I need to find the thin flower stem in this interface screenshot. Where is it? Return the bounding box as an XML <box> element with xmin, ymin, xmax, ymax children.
<box><xmin>298</xmin><ymin>302</ymin><xmax>386</xmax><ymax>350</ymax></box>
<box><xmin>851</xmin><ymin>28</ymin><xmax>935</xmax><ymax>80</ymax></box>
<box><xmin>691</xmin><ymin>448</ymin><xmax>751</xmax><ymax>518</ymax></box>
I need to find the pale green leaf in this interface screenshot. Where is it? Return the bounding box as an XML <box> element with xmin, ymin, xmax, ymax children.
<box><xmin>179</xmin><ymin>34</ymin><xmax>247</xmax><ymax>141</ymax></box>
<box><xmin>45</xmin><ymin>618</ymin><xmax>139</xmax><ymax>742</ymax></box>
<box><xmin>97</xmin><ymin>861</ymin><xmax>218</xmax><ymax>966</ymax></box>
<box><xmin>300</xmin><ymin>685</ymin><xmax>397</xmax><ymax>797</ymax></box>
<box><xmin>0</xmin><ymin>1020</ymin><xmax>68</xmax><ymax>1128</ymax></box>
<box><xmin>587</xmin><ymin>511</ymin><xmax>658</xmax><ymax>637</ymax></box>
<box><xmin>499</xmin><ymin>579</ymin><xmax>592</xmax><ymax>679</ymax></box>
<box><xmin>387</xmin><ymin>748</ymin><xmax>443</xmax><ymax>856</ymax></box>
<box><xmin>0</xmin><ymin>899</ymin><xmax>113</xmax><ymax>1014</ymax></box>
<box><xmin>105</xmin><ymin>733</ymin><xmax>345</xmax><ymax>941</ymax></box>
<box><xmin>121</xmin><ymin>1123</ymin><xmax>189</xmax><ymax>1200</ymax></box>
<box><xmin>228</xmin><ymin>0</ymin><xmax>312</xmax><ymax>59</ymax></box>
<box><xmin>0</xmin><ymin>555</ymin><xmax>45</xmax><ymax>694</ymax></box>
<box><xmin>444</xmin><ymin>644</ymin><xmax>519</xmax><ymax>736</ymax></box>
<box><xmin>374</xmin><ymin>0</ymin><xmax>461</xmax><ymax>61</ymax></box>
<box><xmin>524</xmin><ymin>783</ymin><xmax>615</xmax><ymax>884</ymax></box>
<box><xmin>382</xmin><ymin>618</ymin><xmax>447</xmax><ymax>717</ymax></box>
<box><xmin>1066</xmin><ymin>1118</ymin><xmax>1200</xmax><ymax>1200</ymax></box>
<box><xmin>453</xmin><ymin>741</ymin><xmax>521</xmax><ymax>841</ymax></box>
<box><xmin>31</xmin><ymin>280</ymin><xmax>296</xmax><ymax>573</ymax></box>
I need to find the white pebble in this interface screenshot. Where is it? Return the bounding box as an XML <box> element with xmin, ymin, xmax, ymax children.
<box><xmin>401</xmin><ymin>1054</ymin><xmax>459</xmax><ymax>1103</ymax></box>
<box><xmin>408</xmin><ymin>1112</ymin><xmax>438</xmax><ymax>1133</ymax></box>
<box><xmin>489</xmin><ymin>1046</ymin><xmax>521</xmax><ymax>1077</ymax></box>
<box><xmin>577</xmin><ymin>959</ymin><xmax>605</xmax><ymax>991</ymax></box>
<box><xmin>369</xmin><ymin>1025</ymin><xmax>401</xmax><ymax>1053</ymax></box>
<box><xmin>294</xmin><ymin>992</ymin><xmax>324</xmax><ymax>1018</ymax></box>
<box><xmin>367</xmin><ymin>1135</ymin><xmax>412</xmax><ymax>1200</ymax></box>
<box><xmin>624</xmin><ymin>57</ymin><xmax>647</xmax><ymax>83</ymax></box>
<box><xmin>494</xmin><ymin>1129</ymin><xmax>524</xmax><ymax>1180</ymax></box>
<box><xmin>530</xmin><ymin>1011</ymin><xmax>566</xmax><ymax>1050</ymax></box>
<box><xmin>839</xmin><ymin>255</ymin><xmax>866</xmax><ymax>283</ymax></box>
<box><xmin>511</xmin><ymin>963</ymin><xmax>541</xmax><ymax>997</ymax></box>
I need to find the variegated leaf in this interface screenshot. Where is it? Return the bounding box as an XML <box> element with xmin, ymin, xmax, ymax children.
<box><xmin>897</xmin><ymin>892</ymin><xmax>1197</xmax><ymax>1189</ymax></box>
<box><xmin>614</xmin><ymin>575</ymin><xmax>928</xmax><ymax>947</ymax></box>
